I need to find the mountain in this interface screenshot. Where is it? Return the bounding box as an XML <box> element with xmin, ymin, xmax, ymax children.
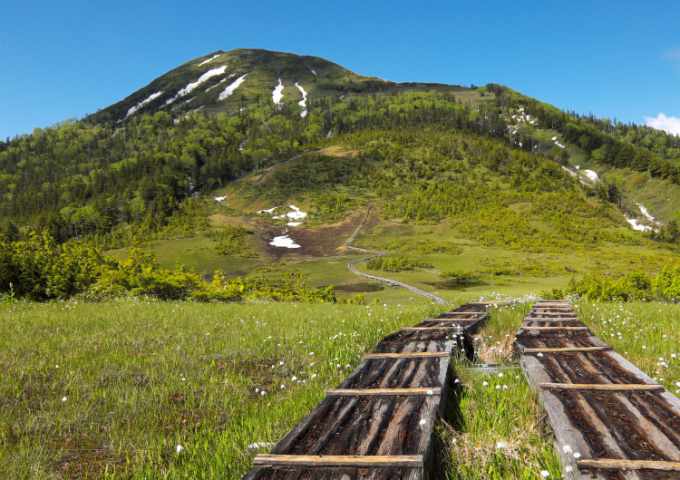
<box><xmin>89</xmin><ymin>48</ymin><xmax>464</xmax><ymax>124</ymax></box>
<box><xmin>1</xmin><ymin>48</ymin><xmax>680</xmax><ymax>251</ymax></box>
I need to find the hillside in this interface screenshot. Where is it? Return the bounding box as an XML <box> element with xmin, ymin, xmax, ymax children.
<box><xmin>1</xmin><ymin>48</ymin><xmax>680</xmax><ymax>302</ymax></box>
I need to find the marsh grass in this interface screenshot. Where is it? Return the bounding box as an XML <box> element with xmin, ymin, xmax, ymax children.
<box><xmin>0</xmin><ymin>300</ymin><xmax>437</xmax><ymax>479</ymax></box>
<box><xmin>3</xmin><ymin>299</ymin><xmax>678</xmax><ymax>480</ymax></box>
<box><xmin>577</xmin><ymin>301</ymin><xmax>680</xmax><ymax>394</ymax></box>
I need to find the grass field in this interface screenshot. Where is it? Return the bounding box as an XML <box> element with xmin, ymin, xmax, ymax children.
<box><xmin>2</xmin><ymin>296</ymin><xmax>680</xmax><ymax>479</ymax></box>
<box><xmin>0</xmin><ymin>300</ymin><xmax>438</xmax><ymax>479</ymax></box>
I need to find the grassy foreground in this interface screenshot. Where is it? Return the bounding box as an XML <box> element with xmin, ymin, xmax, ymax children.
<box><xmin>0</xmin><ymin>300</ymin><xmax>437</xmax><ymax>479</ymax></box>
<box><xmin>2</xmin><ymin>299</ymin><xmax>679</xmax><ymax>479</ymax></box>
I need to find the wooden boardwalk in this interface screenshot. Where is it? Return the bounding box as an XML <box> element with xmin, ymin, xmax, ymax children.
<box><xmin>243</xmin><ymin>304</ymin><xmax>488</xmax><ymax>480</ymax></box>
<box><xmin>516</xmin><ymin>301</ymin><xmax>680</xmax><ymax>480</ymax></box>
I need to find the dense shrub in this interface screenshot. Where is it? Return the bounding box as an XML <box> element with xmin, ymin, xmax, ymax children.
<box><xmin>0</xmin><ymin>232</ymin><xmax>334</xmax><ymax>303</ymax></box>
<box><xmin>209</xmin><ymin>225</ymin><xmax>256</xmax><ymax>257</ymax></box>
<box><xmin>366</xmin><ymin>255</ymin><xmax>433</xmax><ymax>272</ymax></box>
<box><xmin>438</xmin><ymin>271</ymin><xmax>482</xmax><ymax>288</ymax></box>
<box><xmin>566</xmin><ymin>267</ymin><xmax>680</xmax><ymax>302</ymax></box>
<box><xmin>0</xmin><ymin>231</ymin><xmax>104</xmax><ymax>300</ymax></box>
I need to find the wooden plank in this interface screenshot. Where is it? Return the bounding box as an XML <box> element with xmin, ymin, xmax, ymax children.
<box><xmin>327</xmin><ymin>387</ymin><xmax>441</xmax><ymax>397</ymax></box>
<box><xmin>402</xmin><ymin>326</ymin><xmax>461</xmax><ymax>331</ymax></box>
<box><xmin>253</xmin><ymin>454</ymin><xmax>424</xmax><ymax>467</ymax></box>
<box><xmin>523</xmin><ymin>347</ymin><xmax>610</xmax><ymax>353</ymax></box>
<box><xmin>521</xmin><ymin>326</ymin><xmax>588</xmax><ymax>331</ymax></box>
<box><xmin>428</xmin><ymin>318</ymin><xmax>479</xmax><ymax>323</ymax></box>
<box><xmin>243</xmin><ymin>302</ymin><xmax>489</xmax><ymax>480</ymax></box>
<box><xmin>539</xmin><ymin>383</ymin><xmax>664</xmax><ymax>391</ymax></box>
<box><xmin>526</xmin><ymin>317</ymin><xmax>578</xmax><ymax>321</ymax></box>
<box><xmin>363</xmin><ymin>351</ymin><xmax>450</xmax><ymax>359</ymax></box>
<box><xmin>439</xmin><ymin>312</ymin><xmax>486</xmax><ymax>316</ymax></box>
<box><xmin>577</xmin><ymin>458</ymin><xmax>680</xmax><ymax>472</ymax></box>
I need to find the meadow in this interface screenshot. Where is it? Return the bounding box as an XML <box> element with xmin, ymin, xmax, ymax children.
<box><xmin>1</xmin><ymin>298</ymin><xmax>679</xmax><ymax>479</ymax></box>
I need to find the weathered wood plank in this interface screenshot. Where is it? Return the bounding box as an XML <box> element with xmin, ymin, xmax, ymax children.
<box><xmin>521</xmin><ymin>326</ymin><xmax>588</xmax><ymax>331</ymax></box>
<box><xmin>401</xmin><ymin>326</ymin><xmax>462</xmax><ymax>331</ymax></box>
<box><xmin>362</xmin><ymin>352</ymin><xmax>450</xmax><ymax>359</ymax></box>
<box><xmin>518</xmin><ymin>302</ymin><xmax>680</xmax><ymax>480</ymax></box>
<box><xmin>539</xmin><ymin>382</ymin><xmax>664</xmax><ymax>391</ymax></box>
<box><xmin>528</xmin><ymin>316</ymin><xmax>577</xmax><ymax>320</ymax></box>
<box><xmin>523</xmin><ymin>347</ymin><xmax>610</xmax><ymax>353</ymax></box>
<box><xmin>577</xmin><ymin>458</ymin><xmax>680</xmax><ymax>471</ymax></box>
<box><xmin>327</xmin><ymin>387</ymin><xmax>441</xmax><ymax>397</ymax></box>
<box><xmin>438</xmin><ymin>312</ymin><xmax>486</xmax><ymax>316</ymax></box>
<box><xmin>243</xmin><ymin>303</ymin><xmax>487</xmax><ymax>480</ymax></box>
<box><xmin>253</xmin><ymin>454</ymin><xmax>424</xmax><ymax>467</ymax></box>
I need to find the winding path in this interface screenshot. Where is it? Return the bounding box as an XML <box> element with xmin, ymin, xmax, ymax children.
<box><xmin>344</xmin><ymin>210</ymin><xmax>448</xmax><ymax>305</ymax></box>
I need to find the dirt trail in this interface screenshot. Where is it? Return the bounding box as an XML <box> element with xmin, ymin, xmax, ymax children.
<box><xmin>344</xmin><ymin>209</ymin><xmax>448</xmax><ymax>306</ymax></box>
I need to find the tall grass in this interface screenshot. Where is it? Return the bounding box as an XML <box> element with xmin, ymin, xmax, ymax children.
<box><xmin>3</xmin><ymin>299</ymin><xmax>678</xmax><ymax>479</ymax></box>
<box><xmin>0</xmin><ymin>300</ymin><xmax>437</xmax><ymax>479</ymax></box>
<box><xmin>577</xmin><ymin>301</ymin><xmax>680</xmax><ymax>394</ymax></box>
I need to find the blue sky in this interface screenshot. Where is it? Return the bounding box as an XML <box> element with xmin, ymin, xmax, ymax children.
<box><xmin>1</xmin><ymin>0</ymin><xmax>679</xmax><ymax>139</ymax></box>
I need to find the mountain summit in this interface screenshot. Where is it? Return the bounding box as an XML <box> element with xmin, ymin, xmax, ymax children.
<box><xmin>91</xmin><ymin>49</ymin><xmax>396</xmax><ymax>123</ymax></box>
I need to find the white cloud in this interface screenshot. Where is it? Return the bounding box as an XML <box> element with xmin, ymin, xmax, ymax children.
<box><xmin>663</xmin><ymin>48</ymin><xmax>680</xmax><ymax>62</ymax></box>
<box><xmin>645</xmin><ymin>113</ymin><xmax>680</xmax><ymax>136</ymax></box>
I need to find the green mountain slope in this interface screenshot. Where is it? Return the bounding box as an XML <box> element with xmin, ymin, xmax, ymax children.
<box><xmin>1</xmin><ymin>47</ymin><xmax>680</xmax><ymax>293</ymax></box>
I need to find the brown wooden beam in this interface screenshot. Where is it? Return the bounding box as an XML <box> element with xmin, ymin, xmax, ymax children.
<box><xmin>253</xmin><ymin>454</ymin><xmax>424</xmax><ymax>467</ymax></box>
<box><xmin>402</xmin><ymin>326</ymin><xmax>462</xmax><ymax>331</ymax></box>
<box><xmin>439</xmin><ymin>312</ymin><xmax>486</xmax><ymax>316</ymax></box>
<box><xmin>540</xmin><ymin>383</ymin><xmax>664</xmax><ymax>391</ymax></box>
<box><xmin>523</xmin><ymin>347</ymin><xmax>610</xmax><ymax>353</ymax></box>
<box><xmin>521</xmin><ymin>326</ymin><xmax>588</xmax><ymax>331</ymax></box>
<box><xmin>577</xmin><ymin>459</ymin><xmax>680</xmax><ymax>471</ymax></box>
<box><xmin>429</xmin><ymin>318</ymin><xmax>480</xmax><ymax>323</ymax></box>
<box><xmin>363</xmin><ymin>352</ymin><xmax>450</xmax><ymax>359</ymax></box>
<box><xmin>327</xmin><ymin>387</ymin><xmax>441</xmax><ymax>397</ymax></box>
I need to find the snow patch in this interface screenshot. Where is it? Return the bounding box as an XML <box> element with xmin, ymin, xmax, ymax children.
<box><xmin>272</xmin><ymin>78</ymin><xmax>284</xmax><ymax>105</ymax></box>
<box><xmin>166</xmin><ymin>66</ymin><xmax>227</xmax><ymax>105</ymax></box>
<box><xmin>198</xmin><ymin>54</ymin><xmax>221</xmax><ymax>66</ymax></box>
<box><xmin>214</xmin><ymin>196</ymin><xmax>226</xmax><ymax>203</ymax></box>
<box><xmin>625</xmin><ymin>216</ymin><xmax>654</xmax><ymax>232</ymax></box>
<box><xmin>218</xmin><ymin>73</ymin><xmax>248</xmax><ymax>100</ymax></box>
<box><xmin>637</xmin><ymin>203</ymin><xmax>657</xmax><ymax>223</ymax></box>
<box><xmin>286</xmin><ymin>205</ymin><xmax>307</xmax><ymax>221</ymax></box>
<box><xmin>259</xmin><ymin>205</ymin><xmax>307</xmax><ymax>226</ymax></box>
<box><xmin>582</xmin><ymin>169</ymin><xmax>599</xmax><ymax>183</ymax></box>
<box><xmin>295</xmin><ymin>82</ymin><xmax>308</xmax><ymax>118</ymax></box>
<box><xmin>126</xmin><ymin>91</ymin><xmax>163</xmax><ymax>118</ymax></box>
<box><xmin>270</xmin><ymin>235</ymin><xmax>301</xmax><ymax>249</ymax></box>
<box><xmin>309</xmin><ymin>67</ymin><xmax>318</xmax><ymax>77</ymax></box>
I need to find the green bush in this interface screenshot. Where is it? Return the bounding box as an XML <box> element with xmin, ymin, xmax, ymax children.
<box><xmin>0</xmin><ymin>231</ymin><xmax>103</xmax><ymax>300</ymax></box>
<box><xmin>209</xmin><ymin>225</ymin><xmax>256</xmax><ymax>257</ymax></box>
<box><xmin>0</xmin><ymin>232</ymin><xmax>335</xmax><ymax>303</ymax></box>
<box><xmin>89</xmin><ymin>249</ymin><xmax>201</xmax><ymax>300</ymax></box>
<box><xmin>438</xmin><ymin>270</ymin><xmax>481</xmax><ymax>288</ymax></box>
<box><xmin>567</xmin><ymin>271</ymin><xmax>654</xmax><ymax>301</ymax></box>
<box><xmin>366</xmin><ymin>255</ymin><xmax>433</xmax><ymax>272</ymax></box>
